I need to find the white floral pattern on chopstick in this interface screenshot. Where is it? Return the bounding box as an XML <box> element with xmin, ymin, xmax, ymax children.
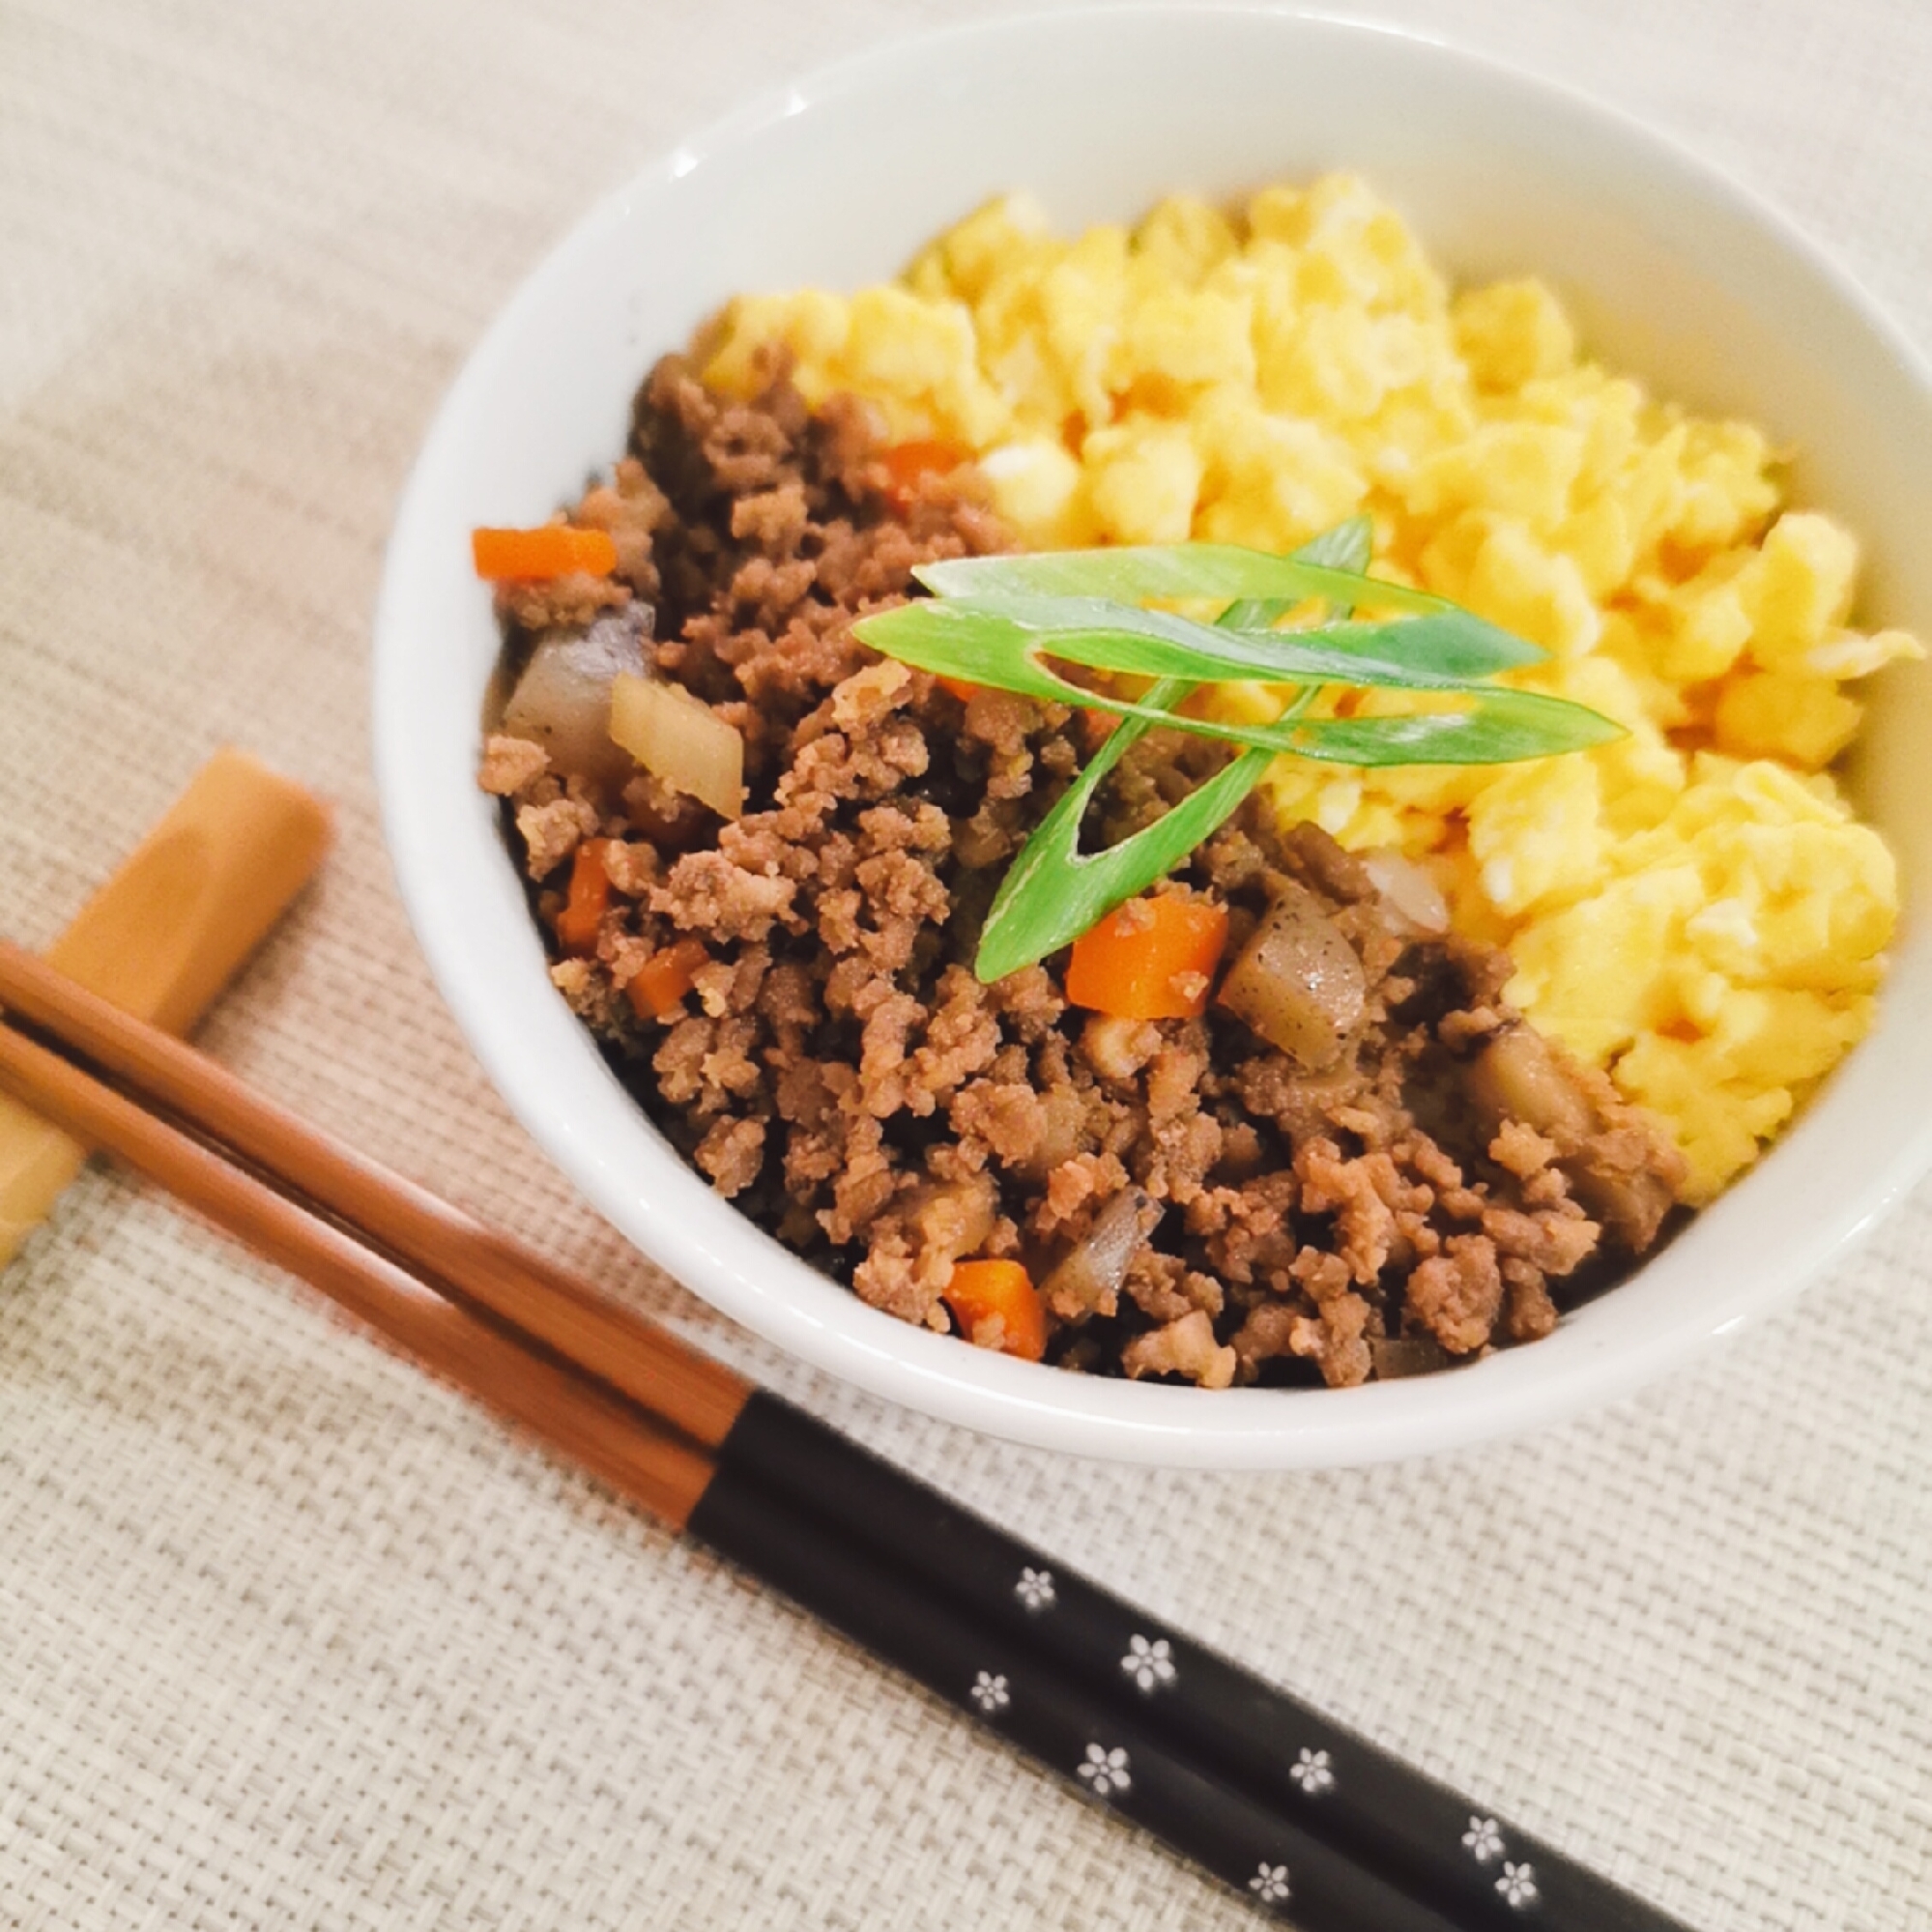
<box><xmin>969</xmin><ymin>1670</ymin><xmax>1009</xmax><ymax>1715</ymax></box>
<box><xmin>1497</xmin><ymin>1860</ymin><xmax>1540</xmax><ymax>1909</ymax></box>
<box><xmin>1120</xmin><ymin>1633</ymin><xmax>1176</xmax><ymax>1692</ymax></box>
<box><xmin>1249</xmin><ymin>1861</ymin><xmax>1291</xmax><ymax>1904</ymax></box>
<box><xmin>1462</xmin><ymin>1815</ymin><xmax>1505</xmax><ymax>1863</ymax></box>
<box><xmin>1077</xmin><ymin>1743</ymin><xmax>1131</xmax><ymax>1799</ymax></box>
<box><xmin>1014</xmin><ymin>1566</ymin><xmax>1055</xmax><ymax>1612</ymax></box>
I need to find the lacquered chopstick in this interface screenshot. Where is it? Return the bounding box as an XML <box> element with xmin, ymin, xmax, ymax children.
<box><xmin>0</xmin><ymin>938</ymin><xmax>1697</xmax><ymax>1932</ymax></box>
<box><xmin>0</xmin><ymin>1000</ymin><xmax>1462</xmax><ymax>1931</ymax></box>
<box><xmin>692</xmin><ymin>1462</ymin><xmax>1469</xmax><ymax>1931</ymax></box>
<box><xmin>721</xmin><ymin>1400</ymin><xmax>1691</xmax><ymax>1932</ymax></box>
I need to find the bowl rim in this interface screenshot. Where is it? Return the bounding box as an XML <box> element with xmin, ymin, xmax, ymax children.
<box><xmin>374</xmin><ymin>3</ymin><xmax>1932</xmax><ymax>1467</ymax></box>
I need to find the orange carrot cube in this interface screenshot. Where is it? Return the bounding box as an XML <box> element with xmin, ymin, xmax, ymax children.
<box><xmin>472</xmin><ymin>525</ymin><xmax>619</xmax><ymax>582</ymax></box>
<box><xmin>943</xmin><ymin>1258</ymin><xmax>1047</xmax><ymax>1363</ymax></box>
<box><xmin>555</xmin><ymin>840</ymin><xmax>612</xmax><ymax>957</ymax></box>
<box><xmin>1064</xmin><ymin>896</ymin><xmax>1229</xmax><ymax>1021</ymax></box>
<box><xmin>625</xmin><ymin>937</ymin><xmax>709</xmax><ymax>1021</ymax></box>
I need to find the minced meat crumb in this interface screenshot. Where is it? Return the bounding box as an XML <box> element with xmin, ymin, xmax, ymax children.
<box><xmin>480</xmin><ymin>355</ymin><xmax>1687</xmax><ymax>1387</ymax></box>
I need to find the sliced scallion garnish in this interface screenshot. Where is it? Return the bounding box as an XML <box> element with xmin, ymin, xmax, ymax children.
<box><xmin>851</xmin><ymin>525</ymin><xmax>1621</xmax><ymax>982</ymax></box>
<box><xmin>972</xmin><ymin>518</ymin><xmax>1369</xmax><ymax>982</ymax></box>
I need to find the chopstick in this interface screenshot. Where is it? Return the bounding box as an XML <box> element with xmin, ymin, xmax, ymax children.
<box><xmin>0</xmin><ymin>964</ymin><xmax>1453</xmax><ymax>1931</ymax></box>
<box><xmin>0</xmin><ymin>937</ymin><xmax>752</xmax><ymax>1453</ymax></box>
<box><xmin>0</xmin><ymin>986</ymin><xmax>715</xmax><ymax>1527</ymax></box>
<box><xmin>0</xmin><ymin>938</ymin><xmax>1695</xmax><ymax>1932</ymax></box>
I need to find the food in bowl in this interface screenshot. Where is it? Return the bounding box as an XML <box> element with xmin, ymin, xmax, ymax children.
<box><xmin>472</xmin><ymin>175</ymin><xmax>1912</xmax><ymax>1388</ymax></box>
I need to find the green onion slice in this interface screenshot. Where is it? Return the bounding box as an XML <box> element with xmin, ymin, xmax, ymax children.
<box><xmin>853</xmin><ymin>522</ymin><xmax>1623</xmax><ymax>980</ymax></box>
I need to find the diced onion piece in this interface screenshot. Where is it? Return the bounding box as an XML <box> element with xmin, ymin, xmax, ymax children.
<box><xmin>501</xmin><ymin>612</ymin><xmax>650</xmax><ymax>789</ymax></box>
<box><xmin>609</xmin><ymin>672</ymin><xmax>743</xmax><ymax>821</ymax></box>
<box><xmin>1361</xmin><ymin>850</ymin><xmax>1450</xmax><ymax>936</ymax></box>
<box><xmin>1040</xmin><ymin>1187</ymin><xmax>1161</xmax><ymax>1321</ymax></box>
<box><xmin>1466</xmin><ymin>1024</ymin><xmax>1677</xmax><ymax>1249</ymax></box>
<box><xmin>1216</xmin><ymin>883</ymin><xmax>1365</xmax><ymax>1070</ymax></box>
<box><xmin>1466</xmin><ymin>1024</ymin><xmax>1592</xmax><ymax>1142</ymax></box>
<box><xmin>904</xmin><ymin>1176</ymin><xmax>997</xmax><ymax>1275</ymax></box>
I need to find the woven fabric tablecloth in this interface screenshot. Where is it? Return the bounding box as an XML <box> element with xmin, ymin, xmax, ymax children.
<box><xmin>3</xmin><ymin>2</ymin><xmax>1929</xmax><ymax>1925</ymax></box>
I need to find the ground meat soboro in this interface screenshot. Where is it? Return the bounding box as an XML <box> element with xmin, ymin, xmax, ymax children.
<box><xmin>480</xmin><ymin>355</ymin><xmax>1687</xmax><ymax>1388</ymax></box>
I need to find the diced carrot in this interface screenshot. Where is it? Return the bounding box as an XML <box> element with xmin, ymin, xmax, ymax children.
<box><xmin>1065</xmin><ymin>895</ymin><xmax>1230</xmax><ymax>1021</ymax></box>
<box><xmin>555</xmin><ymin>839</ymin><xmax>612</xmax><ymax>956</ymax></box>
<box><xmin>625</xmin><ymin>937</ymin><xmax>709</xmax><ymax>1021</ymax></box>
<box><xmin>879</xmin><ymin>438</ymin><xmax>967</xmax><ymax>505</ymax></box>
<box><xmin>472</xmin><ymin>525</ymin><xmax>619</xmax><ymax>582</ymax></box>
<box><xmin>1078</xmin><ymin>707</ymin><xmax>1123</xmax><ymax>752</ymax></box>
<box><xmin>943</xmin><ymin>1258</ymin><xmax>1047</xmax><ymax>1363</ymax></box>
<box><xmin>935</xmin><ymin>675</ymin><xmax>986</xmax><ymax>704</ymax></box>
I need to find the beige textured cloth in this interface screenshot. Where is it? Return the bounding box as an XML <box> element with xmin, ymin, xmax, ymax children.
<box><xmin>3</xmin><ymin>1</ymin><xmax>1929</xmax><ymax>1925</ymax></box>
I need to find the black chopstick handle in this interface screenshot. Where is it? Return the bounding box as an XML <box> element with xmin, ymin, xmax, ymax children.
<box><xmin>717</xmin><ymin>1393</ymin><xmax>1693</xmax><ymax>1932</ymax></box>
<box><xmin>689</xmin><ymin>1459</ymin><xmax>1467</xmax><ymax>1932</ymax></box>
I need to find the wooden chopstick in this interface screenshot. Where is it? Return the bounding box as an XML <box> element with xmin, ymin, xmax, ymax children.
<box><xmin>0</xmin><ymin>937</ymin><xmax>750</xmax><ymax>1452</ymax></box>
<box><xmin>0</xmin><ymin>1005</ymin><xmax>713</xmax><ymax>1528</ymax></box>
<box><xmin>0</xmin><ymin>937</ymin><xmax>1698</xmax><ymax>1932</ymax></box>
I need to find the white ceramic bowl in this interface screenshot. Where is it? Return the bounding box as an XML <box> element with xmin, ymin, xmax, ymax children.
<box><xmin>374</xmin><ymin>7</ymin><xmax>1932</xmax><ymax>1467</ymax></box>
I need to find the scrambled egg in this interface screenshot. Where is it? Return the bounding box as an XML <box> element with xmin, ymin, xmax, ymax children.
<box><xmin>701</xmin><ymin>175</ymin><xmax>1919</xmax><ymax>1202</ymax></box>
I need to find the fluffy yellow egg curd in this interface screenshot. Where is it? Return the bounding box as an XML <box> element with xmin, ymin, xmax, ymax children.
<box><xmin>700</xmin><ymin>174</ymin><xmax>1919</xmax><ymax>1203</ymax></box>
